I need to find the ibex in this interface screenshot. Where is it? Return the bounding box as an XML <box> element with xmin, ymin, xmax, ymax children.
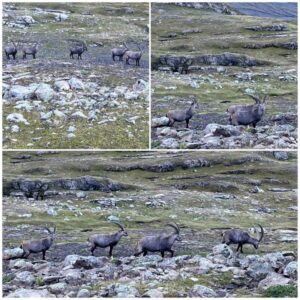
<box><xmin>20</xmin><ymin>225</ymin><xmax>56</xmax><ymax>260</ymax></box>
<box><xmin>124</xmin><ymin>42</ymin><xmax>146</xmax><ymax>66</ymax></box>
<box><xmin>166</xmin><ymin>99</ymin><xmax>199</xmax><ymax>128</ymax></box>
<box><xmin>111</xmin><ymin>43</ymin><xmax>129</xmax><ymax>61</ymax></box>
<box><xmin>228</xmin><ymin>94</ymin><xmax>267</xmax><ymax>128</ymax></box>
<box><xmin>22</xmin><ymin>43</ymin><xmax>38</xmax><ymax>59</ymax></box>
<box><xmin>4</xmin><ymin>41</ymin><xmax>18</xmax><ymax>60</ymax></box>
<box><xmin>70</xmin><ymin>41</ymin><xmax>87</xmax><ymax>59</ymax></box>
<box><xmin>134</xmin><ymin>223</ymin><xmax>181</xmax><ymax>258</ymax></box>
<box><xmin>222</xmin><ymin>224</ymin><xmax>264</xmax><ymax>253</ymax></box>
<box><xmin>88</xmin><ymin>221</ymin><xmax>128</xmax><ymax>257</ymax></box>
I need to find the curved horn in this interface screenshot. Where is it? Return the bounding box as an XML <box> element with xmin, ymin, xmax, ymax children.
<box><xmin>166</xmin><ymin>223</ymin><xmax>180</xmax><ymax>234</ymax></box>
<box><xmin>255</xmin><ymin>224</ymin><xmax>264</xmax><ymax>242</ymax></box>
<box><xmin>111</xmin><ymin>221</ymin><xmax>125</xmax><ymax>231</ymax></box>
<box><xmin>246</xmin><ymin>94</ymin><xmax>261</xmax><ymax>104</ymax></box>
<box><xmin>44</xmin><ymin>226</ymin><xmax>52</xmax><ymax>234</ymax></box>
<box><xmin>53</xmin><ymin>225</ymin><xmax>56</xmax><ymax>234</ymax></box>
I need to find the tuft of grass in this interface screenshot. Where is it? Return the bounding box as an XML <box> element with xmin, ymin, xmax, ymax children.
<box><xmin>263</xmin><ymin>285</ymin><xmax>297</xmax><ymax>298</ymax></box>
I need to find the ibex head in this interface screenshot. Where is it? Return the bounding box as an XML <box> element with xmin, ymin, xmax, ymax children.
<box><xmin>166</xmin><ymin>222</ymin><xmax>182</xmax><ymax>241</ymax></box>
<box><xmin>252</xmin><ymin>224</ymin><xmax>264</xmax><ymax>249</ymax></box>
<box><xmin>44</xmin><ymin>225</ymin><xmax>57</xmax><ymax>241</ymax></box>
<box><xmin>111</xmin><ymin>221</ymin><xmax>128</xmax><ymax>237</ymax></box>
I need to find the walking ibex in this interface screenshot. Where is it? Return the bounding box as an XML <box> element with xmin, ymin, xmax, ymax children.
<box><xmin>167</xmin><ymin>99</ymin><xmax>199</xmax><ymax>128</ymax></box>
<box><xmin>111</xmin><ymin>43</ymin><xmax>129</xmax><ymax>61</ymax></box>
<box><xmin>88</xmin><ymin>221</ymin><xmax>128</xmax><ymax>257</ymax></box>
<box><xmin>134</xmin><ymin>223</ymin><xmax>181</xmax><ymax>258</ymax></box>
<box><xmin>70</xmin><ymin>40</ymin><xmax>87</xmax><ymax>59</ymax></box>
<box><xmin>22</xmin><ymin>42</ymin><xmax>38</xmax><ymax>59</ymax></box>
<box><xmin>4</xmin><ymin>40</ymin><xmax>18</xmax><ymax>60</ymax></box>
<box><xmin>21</xmin><ymin>225</ymin><xmax>56</xmax><ymax>260</ymax></box>
<box><xmin>228</xmin><ymin>94</ymin><xmax>267</xmax><ymax>128</ymax></box>
<box><xmin>124</xmin><ymin>41</ymin><xmax>146</xmax><ymax>66</ymax></box>
<box><xmin>222</xmin><ymin>224</ymin><xmax>264</xmax><ymax>253</ymax></box>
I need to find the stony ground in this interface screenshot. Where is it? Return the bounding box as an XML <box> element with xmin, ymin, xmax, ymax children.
<box><xmin>151</xmin><ymin>3</ymin><xmax>297</xmax><ymax>149</ymax></box>
<box><xmin>3</xmin><ymin>3</ymin><xmax>149</xmax><ymax>149</ymax></box>
<box><xmin>3</xmin><ymin>151</ymin><xmax>297</xmax><ymax>297</ymax></box>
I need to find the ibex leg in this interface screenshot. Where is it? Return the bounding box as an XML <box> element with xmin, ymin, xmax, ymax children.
<box><xmin>109</xmin><ymin>245</ymin><xmax>114</xmax><ymax>257</ymax></box>
<box><xmin>42</xmin><ymin>250</ymin><xmax>46</xmax><ymax>260</ymax></box>
<box><xmin>90</xmin><ymin>245</ymin><xmax>96</xmax><ymax>256</ymax></box>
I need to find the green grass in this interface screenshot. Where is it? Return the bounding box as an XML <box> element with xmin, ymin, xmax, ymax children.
<box><xmin>263</xmin><ymin>285</ymin><xmax>297</xmax><ymax>298</ymax></box>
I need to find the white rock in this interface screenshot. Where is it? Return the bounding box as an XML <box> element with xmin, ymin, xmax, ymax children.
<box><xmin>6</xmin><ymin>288</ymin><xmax>54</xmax><ymax>298</ymax></box>
<box><xmin>71</xmin><ymin>111</ymin><xmax>87</xmax><ymax>119</ymax></box>
<box><xmin>7</xmin><ymin>113</ymin><xmax>29</xmax><ymax>125</ymax></box>
<box><xmin>54</xmin><ymin>80</ymin><xmax>70</xmax><ymax>91</ymax></box>
<box><xmin>35</xmin><ymin>83</ymin><xmax>54</xmax><ymax>101</ymax></box>
<box><xmin>77</xmin><ymin>289</ymin><xmax>90</xmax><ymax>298</ymax></box>
<box><xmin>14</xmin><ymin>271</ymin><xmax>35</xmax><ymax>285</ymax></box>
<box><xmin>67</xmin><ymin>126</ymin><xmax>76</xmax><ymax>133</ymax></box>
<box><xmin>69</xmin><ymin>78</ymin><xmax>84</xmax><ymax>90</ymax></box>
<box><xmin>11</xmin><ymin>125</ymin><xmax>20</xmax><ymax>133</ymax></box>
<box><xmin>55</xmin><ymin>13</ymin><xmax>69</xmax><ymax>21</ymax></box>
<box><xmin>3</xmin><ymin>247</ymin><xmax>24</xmax><ymax>260</ymax></box>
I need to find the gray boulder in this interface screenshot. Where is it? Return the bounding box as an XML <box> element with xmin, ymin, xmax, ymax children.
<box><xmin>54</xmin><ymin>80</ymin><xmax>70</xmax><ymax>92</ymax></box>
<box><xmin>63</xmin><ymin>255</ymin><xmax>108</xmax><ymax>269</ymax></box>
<box><xmin>284</xmin><ymin>261</ymin><xmax>297</xmax><ymax>280</ymax></box>
<box><xmin>152</xmin><ymin>117</ymin><xmax>170</xmax><ymax>127</ymax></box>
<box><xmin>6</xmin><ymin>288</ymin><xmax>54</xmax><ymax>298</ymax></box>
<box><xmin>6</xmin><ymin>84</ymin><xmax>37</xmax><ymax>100</ymax></box>
<box><xmin>14</xmin><ymin>271</ymin><xmax>35</xmax><ymax>286</ymax></box>
<box><xmin>35</xmin><ymin>83</ymin><xmax>54</xmax><ymax>101</ymax></box>
<box><xmin>189</xmin><ymin>285</ymin><xmax>217</xmax><ymax>297</ymax></box>
<box><xmin>49</xmin><ymin>282</ymin><xmax>67</xmax><ymax>295</ymax></box>
<box><xmin>7</xmin><ymin>113</ymin><xmax>29</xmax><ymax>125</ymax></box>
<box><xmin>77</xmin><ymin>289</ymin><xmax>91</xmax><ymax>298</ymax></box>
<box><xmin>3</xmin><ymin>247</ymin><xmax>24</xmax><ymax>260</ymax></box>
<box><xmin>258</xmin><ymin>272</ymin><xmax>291</xmax><ymax>290</ymax></box>
<box><xmin>69</xmin><ymin>78</ymin><xmax>84</xmax><ymax>90</ymax></box>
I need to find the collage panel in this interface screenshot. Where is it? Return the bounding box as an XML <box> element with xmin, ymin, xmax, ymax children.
<box><xmin>3</xmin><ymin>2</ymin><xmax>149</xmax><ymax>149</ymax></box>
<box><xmin>151</xmin><ymin>3</ymin><xmax>297</xmax><ymax>150</ymax></box>
<box><xmin>2</xmin><ymin>150</ymin><xmax>297</xmax><ymax>297</ymax></box>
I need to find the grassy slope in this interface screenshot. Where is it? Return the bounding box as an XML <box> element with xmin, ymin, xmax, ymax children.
<box><xmin>3</xmin><ymin>3</ymin><xmax>149</xmax><ymax>149</ymax></box>
<box><xmin>151</xmin><ymin>4</ymin><xmax>297</xmax><ymax>117</ymax></box>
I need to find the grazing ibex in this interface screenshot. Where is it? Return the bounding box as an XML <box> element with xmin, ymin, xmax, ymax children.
<box><xmin>70</xmin><ymin>41</ymin><xmax>87</xmax><ymax>59</ymax></box>
<box><xmin>20</xmin><ymin>225</ymin><xmax>56</xmax><ymax>260</ymax></box>
<box><xmin>124</xmin><ymin>42</ymin><xmax>146</xmax><ymax>66</ymax></box>
<box><xmin>22</xmin><ymin>42</ymin><xmax>38</xmax><ymax>59</ymax></box>
<box><xmin>167</xmin><ymin>99</ymin><xmax>199</xmax><ymax>128</ymax></box>
<box><xmin>222</xmin><ymin>224</ymin><xmax>264</xmax><ymax>253</ymax></box>
<box><xmin>4</xmin><ymin>40</ymin><xmax>18</xmax><ymax>60</ymax></box>
<box><xmin>134</xmin><ymin>223</ymin><xmax>181</xmax><ymax>258</ymax></box>
<box><xmin>88</xmin><ymin>221</ymin><xmax>128</xmax><ymax>257</ymax></box>
<box><xmin>111</xmin><ymin>43</ymin><xmax>129</xmax><ymax>61</ymax></box>
<box><xmin>228</xmin><ymin>94</ymin><xmax>267</xmax><ymax>128</ymax></box>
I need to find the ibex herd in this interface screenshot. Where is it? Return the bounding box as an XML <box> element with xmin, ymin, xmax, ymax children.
<box><xmin>4</xmin><ymin>39</ymin><xmax>146</xmax><ymax>67</ymax></box>
<box><xmin>165</xmin><ymin>94</ymin><xmax>267</xmax><ymax>129</ymax></box>
<box><xmin>16</xmin><ymin>222</ymin><xmax>264</xmax><ymax>261</ymax></box>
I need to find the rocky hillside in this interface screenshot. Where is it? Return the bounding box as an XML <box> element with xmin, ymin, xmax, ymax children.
<box><xmin>3</xmin><ymin>3</ymin><xmax>149</xmax><ymax>149</ymax></box>
<box><xmin>151</xmin><ymin>3</ymin><xmax>297</xmax><ymax>149</ymax></box>
<box><xmin>3</xmin><ymin>151</ymin><xmax>297</xmax><ymax>297</ymax></box>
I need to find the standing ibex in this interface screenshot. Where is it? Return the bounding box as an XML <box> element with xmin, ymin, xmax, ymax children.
<box><xmin>70</xmin><ymin>41</ymin><xmax>88</xmax><ymax>59</ymax></box>
<box><xmin>20</xmin><ymin>225</ymin><xmax>56</xmax><ymax>260</ymax></box>
<box><xmin>228</xmin><ymin>94</ymin><xmax>267</xmax><ymax>128</ymax></box>
<box><xmin>167</xmin><ymin>99</ymin><xmax>199</xmax><ymax>128</ymax></box>
<box><xmin>88</xmin><ymin>221</ymin><xmax>128</xmax><ymax>257</ymax></box>
<box><xmin>22</xmin><ymin>42</ymin><xmax>38</xmax><ymax>59</ymax></box>
<box><xmin>111</xmin><ymin>43</ymin><xmax>129</xmax><ymax>61</ymax></box>
<box><xmin>4</xmin><ymin>41</ymin><xmax>18</xmax><ymax>60</ymax></box>
<box><xmin>222</xmin><ymin>224</ymin><xmax>264</xmax><ymax>253</ymax></box>
<box><xmin>124</xmin><ymin>42</ymin><xmax>146</xmax><ymax>66</ymax></box>
<box><xmin>134</xmin><ymin>223</ymin><xmax>181</xmax><ymax>258</ymax></box>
